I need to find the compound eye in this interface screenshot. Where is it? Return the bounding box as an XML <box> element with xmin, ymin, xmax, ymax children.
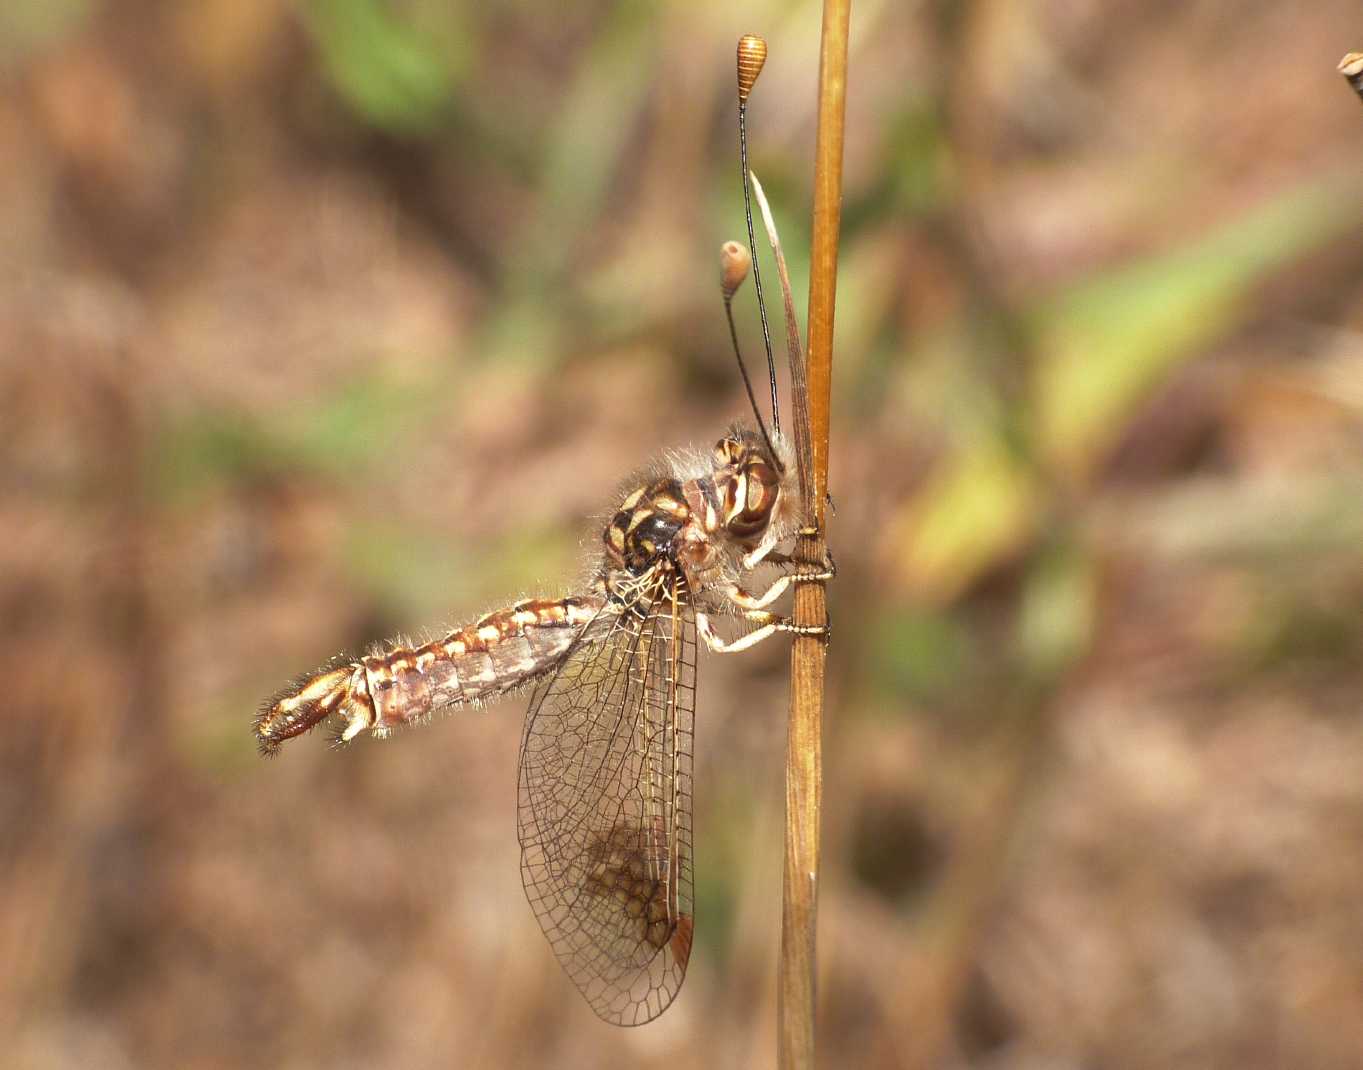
<box><xmin>728</xmin><ymin>461</ymin><xmax>778</xmax><ymax>537</ymax></box>
<box><xmin>745</xmin><ymin>462</ymin><xmax>775</xmax><ymax>514</ymax></box>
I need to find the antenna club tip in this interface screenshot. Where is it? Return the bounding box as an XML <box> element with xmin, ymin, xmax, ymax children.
<box><xmin>720</xmin><ymin>240</ymin><xmax>751</xmax><ymax>299</ymax></box>
<box><xmin>737</xmin><ymin>34</ymin><xmax>767</xmax><ymax>102</ymax></box>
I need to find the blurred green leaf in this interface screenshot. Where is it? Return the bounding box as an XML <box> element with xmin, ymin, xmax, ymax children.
<box><xmin>0</xmin><ymin>0</ymin><xmax>90</xmax><ymax>69</ymax></box>
<box><xmin>479</xmin><ymin>2</ymin><xmax>657</xmax><ymax>365</ymax></box>
<box><xmin>891</xmin><ymin>101</ymin><xmax>952</xmax><ymax>219</ymax></box>
<box><xmin>305</xmin><ymin>0</ymin><xmax>467</xmax><ymax>135</ymax></box>
<box><xmin>888</xmin><ymin>178</ymin><xmax>1361</xmax><ymax>601</ymax></box>
<box><xmin>151</xmin><ymin>370</ymin><xmax>451</xmax><ymax>501</ymax></box>
<box><xmin>1017</xmin><ymin>537</ymin><xmax>1095</xmax><ymax>681</ymax></box>
<box><xmin>286</xmin><ymin>373</ymin><xmax>449</xmax><ymax>471</ymax></box>
<box><xmin>888</xmin><ymin>433</ymin><xmax>1037</xmax><ymax>602</ymax></box>
<box><xmin>342</xmin><ymin>521</ymin><xmax>573</xmax><ymax>620</ymax></box>
<box><xmin>870</xmin><ymin>605</ymin><xmax>977</xmax><ymax>704</ymax></box>
<box><xmin>151</xmin><ymin>408</ymin><xmax>283</xmax><ymax>500</ymax></box>
<box><xmin>1035</xmin><ymin>179</ymin><xmax>1358</xmax><ymax>472</ymax></box>
<box><xmin>693</xmin><ymin>780</ymin><xmax>765</xmax><ymax>966</ymax></box>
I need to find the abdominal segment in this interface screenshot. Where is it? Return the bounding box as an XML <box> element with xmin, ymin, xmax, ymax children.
<box><xmin>364</xmin><ymin>596</ymin><xmax>603</xmax><ymax>730</ymax></box>
<box><xmin>254</xmin><ymin>661</ymin><xmax>370</xmax><ymax>755</ymax></box>
<box><xmin>255</xmin><ymin>595</ymin><xmax>605</xmax><ymax>754</ymax></box>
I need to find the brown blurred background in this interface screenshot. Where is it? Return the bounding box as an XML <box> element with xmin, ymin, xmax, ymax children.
<box><xmin>5</xmin><ymin>2</ymin><xmax>1363</xmax><ymax>1067</ymax></box>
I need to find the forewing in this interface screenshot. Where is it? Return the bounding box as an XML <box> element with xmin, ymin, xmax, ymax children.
<box><xmin>517</xmin><ymin>584</ymin><xmax>696</xmax><ymax>1026</ymax></box>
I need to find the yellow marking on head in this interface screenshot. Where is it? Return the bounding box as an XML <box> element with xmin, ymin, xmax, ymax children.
<box><xmin>389</xmin><ymin>658</ymin><xmax>409</xmax><ymax>674</ymax></box>
<box><xmin>714</xmin><ymin>437</ymin><xmax>743</xmax><ymax>464</ymax></box>
<box><xmin>726</xmin><ymin>473</ymin><xmax>748</xmax><ymax>522</ymax></box>
<box><xmin>621</xmin><ymin>486</ymin><xmax>646</xmax><ymax>509</ymax></box>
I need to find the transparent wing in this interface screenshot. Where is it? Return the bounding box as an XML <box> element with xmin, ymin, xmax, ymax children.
<box><xmin>516</xmin><ymin>581</ymin><xmax>696</xmax><ymax>1026</ymax></box>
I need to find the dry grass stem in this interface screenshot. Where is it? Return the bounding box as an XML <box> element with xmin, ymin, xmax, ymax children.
<box><xmin>778</xmin><ymin>1</ymin><xmax>850</xmax><ymax>1066</ymax></box>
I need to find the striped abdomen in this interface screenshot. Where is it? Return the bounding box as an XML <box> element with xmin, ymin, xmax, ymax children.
<box><xmin>255</xmin><ymin>595</ymin><xmax>606</xmax><ymax>755</ymax></box>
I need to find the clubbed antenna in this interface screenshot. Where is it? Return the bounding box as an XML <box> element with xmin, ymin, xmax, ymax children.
<box><xmin>720</xmin><ymin>240</ymin><xmax>778</xmax><ymax>460</ymax></box>
<box><xmin>720</xmin><ymin>237</ymin><xmax>751</xmax><ymax>300</ymax></box>
<box><xmin>736</xmin><ymin>33</ymin><xmax>782</xmax><ymax>439</ymax></box>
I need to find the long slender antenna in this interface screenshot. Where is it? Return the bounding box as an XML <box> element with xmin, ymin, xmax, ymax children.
<box><xmin>721</xmin><ymin>241</ymin><xmax>779</xmax><ymax>460</ymax></box>
<box><xmin>737</xmin><ymin>33</ymin><xmax>782</xmax><ymax>437</ymax></box>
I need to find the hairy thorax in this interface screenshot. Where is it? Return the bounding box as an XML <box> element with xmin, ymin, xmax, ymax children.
<box><xmin>598</xmin><ymin>428</ymin><xmax>801</xmax><ymax>611</ymax></box>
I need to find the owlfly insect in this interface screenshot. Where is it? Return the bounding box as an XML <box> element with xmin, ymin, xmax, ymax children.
<box><xmin>255</xmin><ymin>35</ymin><xmax>831</xmax><ymax>1026</ymax></box>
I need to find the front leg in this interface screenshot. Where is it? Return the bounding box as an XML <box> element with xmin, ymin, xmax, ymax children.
<box><xmin>741</xmin><ymin>522</ymin><xmax>831</xmax><ymax>571</ymax></box>
<box><xmin>718</xmin><ymin>550</ymin><xmax>836</xmax><ymax>611</ymax></box>
<box><xmin>740</xmin><ymin>525</ymin><xmax>783</xmax><ymax>571</ymax></box>
<box><xmin>696</xmin><ymin>609</ymin><xmax>828</xmax><ymax>654</ymax></box>
<box><xmin>752</xmin><ymin>544</ymin><xmax>836</xmax><ymax>574</ymax></box>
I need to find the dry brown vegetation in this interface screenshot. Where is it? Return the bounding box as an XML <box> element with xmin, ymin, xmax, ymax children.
<box><xmin>5</xmin><ymin>2</ymin><xmax>1363</xmax><ymax>1068</ymax></box>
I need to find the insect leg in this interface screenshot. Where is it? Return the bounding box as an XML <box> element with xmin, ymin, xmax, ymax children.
<box><xmin>740</xmin><ymin>527</ymin><xmax>782</xmax><ymax>570</ymax></box>
<box><xmin>717</xmin><ymin>557</ymin><xmax>836</xmax><ymax>612</ymax></box>
<box><xmin>696</xmin><ymin>609</ymin><xmax>827</xmax><ymax>654</ymax></box>
<box><xmin>759</xmin><ymin>546</ymin><xmax>836</xmax><ymax>575</ymax></box>
<box><xmin>739</xmin><ymin>517</ymin><xmax>834</xmax><ymax>571</ymax></box>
